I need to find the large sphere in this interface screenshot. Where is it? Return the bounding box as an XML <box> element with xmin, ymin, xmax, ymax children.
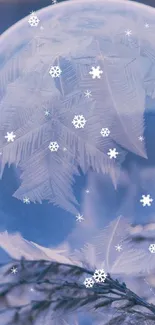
<box><xmin>0</xmin><ymin>0</ymin><xmax>155</xmax><ymax>214</ymax></box>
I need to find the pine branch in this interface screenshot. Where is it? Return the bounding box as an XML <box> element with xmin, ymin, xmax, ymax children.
<box><xmin>0</xmin><ymin>258</ymin><xmax>155</xmax><ymax>324</ymax></box>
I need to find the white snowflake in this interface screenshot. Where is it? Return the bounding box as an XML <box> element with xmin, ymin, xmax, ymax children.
<box><xmin>72</xmin><ymin>115</ymin><xmax>86</xmax><ymax>129</ymax></box>
<box><xmin>76</xmin><ymin>214</ymin><xmax>84</xmax><ymax>222</ymax></box>
<box><xmin>149</xmin><ymin>244</ymin><xmax>155</xmax><ymax>253</ymax></box>
<box><xmin>52</xmin><ymin>0</ymin><xmax>57</xmax><ymax>4</ymax></box>
<box><xmin>48</xmin><ymin>141</ymin><xmax>59</xmax><ymax>152</ymax></box>
<box><xmin>44</xmin><ymin>110</ymin><xmax>50</xmax><ymax>117</ymax></box>
<box><xmin>83</xmin><ymin>277</ymin><xmax>94</xmax><ymax>288</ymax></box>
<box><xmin>138</xmin><ymin>136</ymin><xmax>144</xmax><ymax>141</ymax></box>
<box><xmin>5</xmin><ymin>131</ymin><xmax>16</xmax><ymax>142</ymax></box>
<box><xmin>140</xmin><ymin>194</ymin><xmax>153</xmax><ymax>207</ymax></box>
<box><xmin>100</xmin><ymin>128</ymin><xmax>110</xmax><ymax>137</ymax></box>
<box><xmin>85</xmin><ymin>189</ymin><xmax>90</xmax><ymax>194</ymax></box>
<box><xmin>84</xmin><ymin>90</ymin><xmax>92</xmax><ymax>98</ymax></box>
<box><xmin>107</xmin><ymin>148</ymin><xmax>119</xmax><ymax>159</ymax></box>
<box><xmin>11</xmin><ymin>267</ymin><xmax>18</xmax><ymax>274</ymax></box>
<box><xmin>125</xmin><ymin>29</ymin><xmax>132</xmax><ymax>36</ymax></box>
<box><xmin>93</xmin><ymin>269</ymin><xmax>107</xmax><ymax>283</ymax></box>
<box><xmin>49</xmin><ymin>65</ymin><xmax>62</xmax><ymax>78</ymax></box>
<box><xmin>145</xmin><ymin>23</ymin><xmax>149</xmax><ymax>28</ymax></box>
<box><xmin>28</xmin><ymin>12</ymin><xmax>40</xmax><ymax>27</ymax></box>
<box><xmin>115</xmin><ymin>244</ymin><xmax>122</xmax><ymax>252</ymax></box>
<box><xmin>89</xmin><ymin>66</ymin><xmax>103</xmax><ymax>79</ymax></box>
<box><xmin>30</xmin><ymin>288</ymin><xmax>35</xmax><ymax>292</ymax></box>
<box><xmin>23</xmin><ymin>197</ymin><xmax>30</xmax><ymax>204</ymax></box>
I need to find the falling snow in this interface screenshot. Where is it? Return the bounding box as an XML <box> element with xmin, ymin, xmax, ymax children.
<box><xmin>49</xmin><ymin>65</ymin><xmax>62</xmax><ymax>78</ymax></box>
<box><xmin>93</xmin><ymin>269</ymin><xmax>107</xmax><ymax>283</ymax></box>
<box><xmin>145</xmin><ymin>23</ymin><xmax>149</xmax><ymax>28</ymax></box>
<box><xmin>100</xmin><ymin>128</ymin><xmax>110</xmax><ymax>137</ymax></box>
<box><xmin>83</xmin><ymin>277</ymin><xmax>94</xmax><ymax>288</ymax></box>
<box><xmin>23</xmin><ymin>197</ymin><xmax>30</xmax><ymax>204</ymax></box>
<box><xmin>125</xmin><ymin>29</ymin><xmax>132</xmax><ymax>36</ymax></box>
<box><xmin>44</xmin><ymin>110</ymin><xmax>50</xmax><ymax>117</ymax></box>
<box><xmin>138</xmin><ymin>136</ymin><xmax>144</xmax><ymax>141</ymax></box>
<box><xmin>115</xmin><ymin>244</ymin><xmax>123</xmax><ymax>252</ymax></box>
<box><xmin>48</xmin><ymin>141</ymin><xmax>59</xmax><ymax>152</ymax></box>
<box><xmin>72</xmin><ymin>115</ymin><xmax>86</xmax><ymax>129</ymax></box>
<box><xmin>89</xmin><ymin>66</ymin><xmax>103</xmax><ymax>79</ymax></box>
<box><xmin>140</xmin><ymin>195</ymin><xmax>153</xmax><ymax>207</ymax></box>
<box><xmin>107</xmin><ymin>148</ymin><xmax>119</xmax><ymax>159</ymax></box>
<box><xmin>28</xmin><ymin>12</ymin><xmax>40</xmax><ymax>27</ymax></box>
<box><xmin>149</xmin><ymin>244</ymin><xmax>155</xmax><ymax>253</ymax></box>
<box><xmin>84</xmin><ymin>90</ymin><xmax>92</xmax><ymax>98</ymax></box>
<box><xmin>11</xmin><ymin>267</ymin><xmax>18</xmax><ymax>274</ymax></box>
<box><xmin>76</xmin><ymin>214</ymin><xmax>84</xmax><ymax>222</ymax></box>
<box><xmin>5</xmin><ymin>132</ymin><xmax>16</xmax><ymax>142</ymax></box>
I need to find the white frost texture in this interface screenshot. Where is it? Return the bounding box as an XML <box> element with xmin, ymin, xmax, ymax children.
<box><xmin>0</xmin><ymin>0</ymin><xmax>155</xmax><ymax>213</ymax></box>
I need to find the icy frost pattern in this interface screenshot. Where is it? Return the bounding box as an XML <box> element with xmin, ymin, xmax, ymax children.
<box><xmin>0</xmin><ymin>0</ymin><xmax>155</xmax><ymax>213</ymax></box>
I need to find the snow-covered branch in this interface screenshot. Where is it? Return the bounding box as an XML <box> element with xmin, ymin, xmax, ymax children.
<box><xmin>0</xmin><ymin>259</ymin><xmax>155</xmax><ymax>325</ymax></box>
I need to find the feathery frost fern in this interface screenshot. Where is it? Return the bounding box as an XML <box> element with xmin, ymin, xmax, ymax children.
<box><xmin>1</xmin><ymin>0</ymin><xmax>155</xmax><ymax>212</ymax></box>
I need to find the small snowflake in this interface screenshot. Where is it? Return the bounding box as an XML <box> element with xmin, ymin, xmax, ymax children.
<box><xmin>11</xmin><ymin>267</ymin><xmax>18</xmax><ymax>274</ymax></box>
<box><xmin>52</xmin><ymin>0</ymin><xmax>57</xmax><ymax>4</ymax></box>
<box><xmin>49</xmin><ymin>65</ymin><xmax>62</xmax><ymax>78</ymax></box>
<box><xmin>5</xmin><ymin>131</ymin><xmax>16</xmax><ymax>142</ymax></box>
<box><xmin>89</xmin><ymin>66</ymin><xmax>103</xmax><ymax>79</ymax></box>
<box><xmin>48</xmin><ymin>141</ymin><xmax>59</xmax><ymax>152</ymax></box>
<box><xmin>138</xmin><ymin>136</ymin><xmax>144</xmax><ymax>141</ymax></box>
<box><xmin>145</xmin><ymin>23</ymin><xmax>149</xmax><ymax>28</ymax></box>
<box><xmin>76</xmin><ymin>214</ymin><xmax>84</xmax><ymax>222</ymax></box>
<box><xmin>93</xmin><ymin>269</ymin><xmax>107</xmax><ymax>283</ymax></box>
<box><xmin>140</xmin><ymin>194</ymin><xmax>153</xmax><ymax>207</ymax></box>
<box><xmin>100</xmin><ymin>128</ymin><xmax>110</xmax><ymax>137</ymax></box>
<box><xmin>85</xmin><ymin>189</ymin><xmax>90</xmax><ymax>194</ymax></box>
<box><xmin>72</xmin><ymin>115</ymin><xmax>86</xmax><ymax>129</ymax></box>
<box><xmin>107</xmin><ymin>148</ymin><xmax>119</xmax><ymax>159</ymax></box>
<box><xmin>149</xmin><ymin>244</ymin><xmax>155</xmax><ymax>253</ymax></box>
<box><xmin>44</xmin><ymin>110</ymin><xmax>50</xmax><ymax>117</ymax></box>
<box><xmin>30</xmin><ymin>288</ymin><xmax>35</xmax><ymax>292</ymax></box>
<box><xmin>83</xmin><ymin>277</ymin><xmax>94</xmax><ymax>288</ymax></box>
<box><xmin>23</xmin><ymin>197</ymin><xmax>30</xmax><ymax>204</ymax></box>
<box><xmin>125</xmin><ymin>29</ymin><xmax>132</xmax><ymax>36</ymax></box>
<box><xmin>115</xmin><ymin>244</ymin><xmax>122</xmax><ymax>252</ymax></box>
<box><xmin>63</xmin><ymin>147</ymin><xmax>67</xmax><ymax>151</ymax></box>
<box><xmin>28</xmin><ymin>12</ymin><xmax>40</xmax><ymax>27</ymax></box>
<box><xmin>84</xmin><ymin>90</ymin><xmax>92</xmax><ymax>98</ymax></box>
